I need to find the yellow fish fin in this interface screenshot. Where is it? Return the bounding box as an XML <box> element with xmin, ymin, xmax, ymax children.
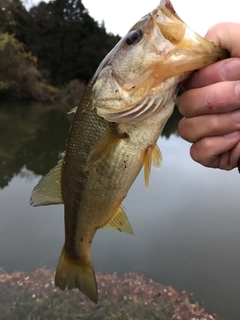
<box><xmin>103</xmin><ymin>205</ymin><xmax>134</xmax><ymax>234</ymax></box>
<box><xmin>55</xmin><ymin>247</ymin><xmax>98</xmax><ymax>304</ymax></box>
<box><xmin>30</xmin><ymin>153</ymin><xmax>65</xmax><ymax>206</ymax></box>
<box><xmin>67</xmin><ymin>106</ymin><xmax>78</xmax><ymax>114</ymax></box>
<box><xmin>144</xmin><ymin>144</ymin><xmax>163</xmax><ymax>190</ymax></box>
<box><xmin>84</xmin><ymin>131</ymin><xmax>121</xmax><ymax>171</ymax></box>
<box><xmin>151</xmin><ymin>144</ymin><xmax>163</xmax><ymax>168</ymax></box>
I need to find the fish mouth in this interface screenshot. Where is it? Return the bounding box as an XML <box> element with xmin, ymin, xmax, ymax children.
<box><xmin>94</xmin><ymin>0</ymin><xmax>229</xmax><ymax>123</ymax></box>
<box><xmin>154</xmin><ymin>0</ymin><xmax>228</xmax><ymax>60</ymax></box>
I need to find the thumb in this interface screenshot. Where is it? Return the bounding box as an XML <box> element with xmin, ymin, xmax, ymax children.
<box><xmin>205</xmin><ymin>22</ymin><xmax>240</xmax><ymax>58</ymax></box>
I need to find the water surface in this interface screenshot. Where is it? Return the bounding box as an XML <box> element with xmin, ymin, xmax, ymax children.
<box><xmin>1</xmin><ymin>103</ymin><xmax>240</xmax><ymax>320</ymax></box>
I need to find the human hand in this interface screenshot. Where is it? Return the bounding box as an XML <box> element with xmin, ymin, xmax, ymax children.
<box><xmin>178</xmin><ymin>23</ymin><xmax>240</xmax><ymax>171</ymax></box>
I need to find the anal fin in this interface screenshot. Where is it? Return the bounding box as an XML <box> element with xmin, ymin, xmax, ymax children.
<box><xmin>103</xmin><ymin>205</ymin><xmax>134</xmax><ymax>235</ymax></box>
<box><xmin>144</xmin><ymin>144</ymin><xmax>163</xmax><ymax>190</ymax></box>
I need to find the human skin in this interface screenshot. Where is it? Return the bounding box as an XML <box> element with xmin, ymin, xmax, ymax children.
<box><xmin>178</xmin><ymin>23</ymin><xmax>240</xmax><ymax>171</ymax></box>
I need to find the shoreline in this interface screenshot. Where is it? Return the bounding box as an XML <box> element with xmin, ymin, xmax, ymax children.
<box><xmin>0</xmin><ymin>268</ymin><xmax>224</xmax><ymax>320</ymax></box>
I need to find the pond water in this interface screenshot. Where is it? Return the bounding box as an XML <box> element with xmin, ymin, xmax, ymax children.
<box><xmin>1</xmin><ymin>103</ymin><xmax>240</xmax><ymax>319</ymax></box>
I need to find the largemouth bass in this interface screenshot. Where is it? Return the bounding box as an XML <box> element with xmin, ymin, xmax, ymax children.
<box><xmin>31</xmin><ymin>0</ymin><xmax>229</xmax><ymax>303</ymax></box>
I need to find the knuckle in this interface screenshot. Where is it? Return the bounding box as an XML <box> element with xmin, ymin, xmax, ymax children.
<box><xmin>177</xmin><ymin>119</ymin><xmax>185</xmax><ymax>135</ymax></box>
<box><xmin>190</xmin><ymin>138</ymin><xmax>215</xmax><ymax>166</ymax></box>
<box><xmin>189</xmin><ymin>144</ymin><xmax>201</xmax><ymax>163</ymax></box>
<box><xmin>208</xmin><ymin>116</ymin><xmax>220</xmax><ymax>133</ymax></box>
<box><xmin>177</xmin><ymin>96</ymin><xmax>186</xmax><ymax>115</ymax></box>
<box><xmin>178</xmin><ymin>119</ymin><xmax>195</xmax><ymax>143</ymax></box>
<box><xmin>201</xmin><ymin>137</ymin><xmax>214</xmax><ymax>152</ymax></box>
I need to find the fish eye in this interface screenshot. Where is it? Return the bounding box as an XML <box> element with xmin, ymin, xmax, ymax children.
<box><xmin>125</xmin><ymin>29</ymin><xmax>143</xmax><ymax>45</ymax></box>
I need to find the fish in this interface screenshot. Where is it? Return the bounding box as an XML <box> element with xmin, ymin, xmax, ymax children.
<box><xmin>30</xmin><ymin>0</ymin><xmax>229</xmax><ymax>304</ymax></box>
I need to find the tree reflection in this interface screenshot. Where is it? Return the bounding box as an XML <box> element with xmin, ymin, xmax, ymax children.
<box><xmin>0</xmin><ymin>104</ymin><xmax>70</xmax><ymax>188</ymax></box>
<box><xmin>18</xmin><ymin>109</ymin><xmax>70</xmax><ymax>176</ymax></box>
<box><xmin>0</xmin><ymin>103</ymin><xmax>182</xmax><ymax>189</ymax></box>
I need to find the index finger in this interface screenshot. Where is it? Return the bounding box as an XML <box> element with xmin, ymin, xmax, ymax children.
<box><xmin>182</xmin><ymin>58</ymin><xmax>240</xmax><ymax>90</ymax></box>
<box><xmin>178</xmin><ymin>80</ymin><xmax>240</xmax><ymax>117</ymax></box>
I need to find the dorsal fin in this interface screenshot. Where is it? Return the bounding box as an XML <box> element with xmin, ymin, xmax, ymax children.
<box><xmin>144</xmin><ymin>144</ymin><xmax>163</xmax><ymax>190</ymax></box>
<box><xmin>67</xmin><ymin>106</ymin><xmax>78</xmax><ymax>115</ymax></box>
<box><xmin>103</xmin><ymin>205</ymin><xmax>134</xmax><ymax>234</ymax></box>
<box><xmin>30</xmin><ymin>154</ymin><xmax>64</xmax><ymax>206</ymax></box>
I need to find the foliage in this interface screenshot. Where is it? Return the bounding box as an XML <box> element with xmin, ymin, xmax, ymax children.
<box><xmin>0</xmin><ymin>32</ymin><xmax>59</xmax><ymax>100</ymax></box>
<box><xmin>0</xmin><ymin>0</ymin><xmax>120</xmax><ymax>90</ymax></box>
<box><xmin>0</xmin><ymin>269</ymin><xmax>175</xmax><ymax>320</ymax></box>
<box><xmin>0</xmin><ymin>269</ymin><xmax>225</xmax><ymax>320</ymax></box>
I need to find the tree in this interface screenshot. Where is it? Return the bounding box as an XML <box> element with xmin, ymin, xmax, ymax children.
<box><xmin>0</xmin><ymin>0</ymin><xmax>29</xmax><ymax>40</ymax></box>
<box><xmin>0</xmin><ymin>32</ymin><xmax>58</xmax><ymax>100</ymax></box>
<box><xmin>23</xmin><ymin>0</ymin><xmax>120</xmax><ymax>85</ymax></box>
<box><xmin>0</xmin><ymin>0</ymin><xmax>121</xmax><ymax>90</ymax></box>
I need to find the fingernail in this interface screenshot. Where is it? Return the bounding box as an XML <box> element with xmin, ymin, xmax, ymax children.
<box><xmin>235</xmin><ymin>83</ymin><xmax>240</xmax><ymax>101</ymax></box>
<box><xmin>221</xmin><ymin>59</ymin><xmax>240</xmax><ymax>80</ymax></box>
<box><xmin>231</xmin><ymin>109</ymin><xmax>240</xmax><ymax>123</ymax></box>
<box><xmin>224</xmin><ymin>131</ymin><xmax>239</xmax><ymax>139</ymax></box>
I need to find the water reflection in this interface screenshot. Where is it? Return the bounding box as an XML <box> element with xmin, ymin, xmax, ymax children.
<box><xmin>0</xmin><ymin>104</ymin><xmax>240</xmax><ymax>319</ymax></box>
<box><xmin>0</xmin><ymin>103</ymin><xmax>181</xmax><ymax>188</ymax></box>
<box><xmin>0</xmin><ymin>103</ymin><xmax>70</xmax><ymax>189</ymax></box>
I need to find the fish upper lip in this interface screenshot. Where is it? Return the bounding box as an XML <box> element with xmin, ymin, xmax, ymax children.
<box><xmin>160</xmin><ymin>0</ymin><xmax>184</xmax><ymax>22</ymax></box>
<box><xmin>153</xmin><ymin>0</ymin><xmax>229</xmax><ymax>57</ymax></box>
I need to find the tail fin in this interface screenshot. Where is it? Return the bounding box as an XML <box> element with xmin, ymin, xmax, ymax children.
<box><xmin>55</xmin><ymin>247</ymin><xmax>98</xmax><ymax>303</ymax></box>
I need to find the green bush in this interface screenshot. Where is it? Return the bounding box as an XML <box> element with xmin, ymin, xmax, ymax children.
<box><xmin>0</xmin><ymin>32</ymin><xmax>58</xmax><ymax>100</ymax></box>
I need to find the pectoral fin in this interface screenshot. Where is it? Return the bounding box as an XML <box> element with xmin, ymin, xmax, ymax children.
<box><xmin>103</xmin><ymin>205</ymin><xmax>134</xmax><ymax>234</ymax></box>
<box><xmin>30</xmin><ymin>154</ymin><xmax>64</xmax><ymax>206</ymax></box>
<box><xmin>144</xmin><ymin>144</ymin><xmax>162</xmax><ymax>190</ymax></box>
<box><xmin>84</xmin><ymin>131</ymin><xmax>121</xmax><ymax>171</ymax></box>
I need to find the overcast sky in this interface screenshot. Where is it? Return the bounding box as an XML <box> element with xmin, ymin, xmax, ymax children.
<box><xmin>27</xmin><ymin>0</ymin><xmax>239</xmax><ymax>37</ymax></box>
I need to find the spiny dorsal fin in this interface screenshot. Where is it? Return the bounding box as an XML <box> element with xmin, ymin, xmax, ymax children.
<box><xmin>30</xmin><ymin>154</ymin><xmax>64</xmax><ymax>206</ymax></box>
<box><xmin>67</xmin><ymin>106</ymin><xmax>78</xmax><ymax>115</ymax></box>
<box><xmin>103</xmin><ymin>205</ymin><xmax>134</xmax><ymax>235</ymax></box>
<box><xmin>144</xmin><ymin>144</ymin><xmax>163</xmax><ymax>190</ymax></box>
<box><xmin>84</xmin><ymin>131</ymin><xmax>121</xmax><ymax>171</ymax></box>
